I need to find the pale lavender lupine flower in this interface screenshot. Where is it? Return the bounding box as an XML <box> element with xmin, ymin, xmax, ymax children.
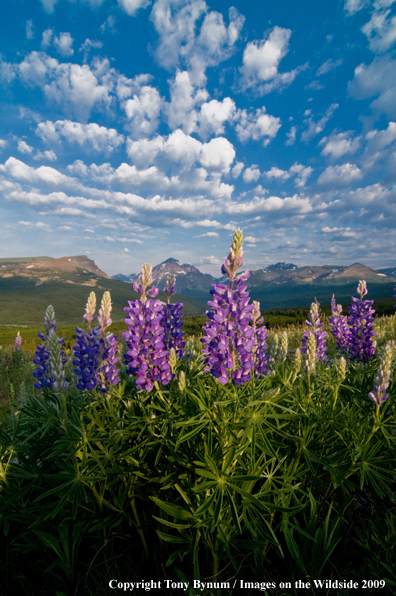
<box><xmin>301</xmin><ymin>301</ymin><xmax>327</xmax><ymax>361</ymax></box>
<box><xmin>15</xmin><ymin>332</ymin><xmax>22</xmax><ymax>352</ymax></box>
<box><xmin>49</xmin><ymin>328</ymin><xmax>68</xmax><ymax>391</ymax></box>
<box><xmin>369</xmin><ymin>343</ymin><xmax>393</xmax><ymax>405</ymax></box>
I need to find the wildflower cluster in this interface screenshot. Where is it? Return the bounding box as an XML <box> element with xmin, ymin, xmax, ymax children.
<box><xmin>201</xmin><ymin>229</ymin><xmax>269</xmax><ymax>385</ymax></box>
<box><xmin>123</xmin><ymin>264</ymin><xmax>174</xmax><ymax>391</ymax></box>
<box><xmin>73</xmin><ymin>291</ymin><xmax>120</xmax><ymax>392</ymax></box>
<box><xmin>330</xmin><ymin>281</ymin><xmax>376</xmax><ymax>362</ymax></box>
<box><xmin>301</xmin><ymin>301</ymin><xmax>327</xmax><ymax>361</ymax></box>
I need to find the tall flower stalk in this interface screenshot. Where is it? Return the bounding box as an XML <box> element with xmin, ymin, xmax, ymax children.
<box><xmin>301</xmin><ymin>301</ymin><xmax>327</xmax><ymax>361</ymax></box>
<box><xmin>163</xmin><ymin>274</ymin><xmax>185</xmax><ymax>359</ymax></box>
<box><xmin>123</xmin><ymin>264</ymin><xmax>174</xmax><ymax>391</ymax></box>
<box><xmin>73</xmin><ymin>291</ymin><xmax>120</xmax><ymax>392</ymax></box>
<box><xmin>201</xmin><ymin>229</ymin><xmax>268</xmax><ymax>385</ymax></box>
<box><xmin>348</xmin><ymin>280</ymin><xmax>376</xmax><ymax>361</ymax></box>
<box><xmin>33</xmin><ymin>305</ymin><xmax>66</xmax><ymax>390</ymax></box>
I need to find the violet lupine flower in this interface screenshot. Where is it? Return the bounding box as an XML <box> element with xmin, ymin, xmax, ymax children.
<box><xmin>201</xmin><ymin>229</ymin><xmax>267</xmax><ymax>385</ymax></box>
<box><xmin>123</xmin><ymin>264</ymin><xmax>174</xmax><ymax>391</ymax></box>
<box><xmin>33</xmin><ymin>305</ymin><xmax>64</xmax><ymax>389</ymax></box>
<box><xmin>369</xmin><ymin>343</ymin><xmax>393</xmax><ymax>405</ymax></box>
<box><xmin>301</xmin><ymin>302</ymin><xmax>327</xmax><ymax>361</ymax></box>
<box><xmin>251</xmin><ymin>301</ymin><xmax>269</xmax><ymax>377</ymax></box>
<box><xmin>162</xmin><ymin>274</ymin><xmax>186</xmax><ymax>358</ymax></box>
<box><xmin>348</xmin><ymin>280</ymin><xmax>376</xmax><ymax>362</ymax></box>
<box><xmin>73</xmin><ymin>292</ymin><xmax>120</xmax><ymax>392</ymax></box>
<box><xmin>15</xmin><ymin>332</ymin><xmax>21</xmax><ymax>352</ymax></box>
<box><xmin>329</xmin><ymin>302</ymin><xmax>351</xmax><ymax>353</ymax></box>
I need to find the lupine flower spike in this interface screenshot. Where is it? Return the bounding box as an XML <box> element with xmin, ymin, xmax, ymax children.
<box><xmin>348</xmin><ymin>280</ymin><xmax>376</xmax><ymax>361</ymax></box>
<box><xmin>301</xmin><ymin>301</ymin><xmax>327</xmax><ymax>361</ymax></box>
<box><xmin>291</xmin><ymin>348</ymin><xmax>302</xmax><ymax>384</ymax></box>
<box><xmin>15</xmin><ymin>332</ymin><xmax>21</xmax><ymax>352</ymax></box>
<box><xmin>201</xmin><ymin>229</ymin><xmax>269</xmax><ymax>385</ymax></box>
<box><xmin>162</xmin><ymin>274</ymin><xmax>185</xmax><ymax>358</ymax></box>
<box><xmin>84</xmin><ymin>291</ymin><xmax>97</xmax><ymax>331</ymax></box>
<box><xmin>73</xmin><ymin>291</ymin><xmax>120</xmax><ymax>392</ymax></box>
<box><xmin>49</xmin><ymin>329</ymin><xmax>68</xmax><ymax>390</ymax></box>
<box><xmin>124</xmin><ymin>264</ymin><xmax>174</xmax><ymax>391</ymax></box>
<box><xmin>369</xmin><ymin>342</ymin><xmax>393</xmax><ymax>406</ymax></box>
<box><xmin>33</xmin><ymin>305</ymin><xmax>66</xmax><ymax>389</ymax></box>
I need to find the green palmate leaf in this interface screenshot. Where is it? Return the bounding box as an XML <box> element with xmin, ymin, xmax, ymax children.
<box><xmin>153</xmin><ymin>516</ymin><xmax>193</xmax><ymax>530</ymax></box>
<box><xmin>156</xmin><ymin>530</ymin><xmax>190</xmax><ymax>544</ymax></box>
<box><xmin>151</xmin><ymin>497</ymin><xmax>195</xmax><ymax>520</ymax></box>
<box><xmin>175</xmin><ymin>422</ymin><xmax>208</xmax><ymax>446</ymax></box>
<box><xmin>195</xmin><ymin>469</ymin><xmax>218</xmax><ymax>481</ymax></box>
<box><xmin>195</xmin><ymin>489</ymin><xmax>217</xmax><ymax>515</ymax></box>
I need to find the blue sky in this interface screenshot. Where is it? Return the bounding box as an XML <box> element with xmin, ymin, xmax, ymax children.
<box><xmin>1</xmin><ymin>0</ymin><xmax>396</xmax><ymax>276</ymax></box>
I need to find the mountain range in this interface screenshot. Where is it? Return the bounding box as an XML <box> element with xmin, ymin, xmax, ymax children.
<box><xmin>1</xmin><ymin>255</ymin><xmax>395</xmax><ymax>325</ymax></box>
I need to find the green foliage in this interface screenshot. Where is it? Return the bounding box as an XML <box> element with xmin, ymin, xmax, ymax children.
<box><xmin>0</xmin><ymin>315</ymin><xmax>395</xmax><ymax>595</ymax></box>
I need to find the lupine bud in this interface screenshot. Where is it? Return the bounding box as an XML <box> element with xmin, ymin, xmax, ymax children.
<box><xmin>305</xmin><ymin>332</ymin><xmax>316</xmax><ymax>374</ymax></box>
<box><xmin>369</xmin><ymin>343</ymin><xmax>393</xmax><ymax>405</ymax></box>
<box><xmin>49</xmin><ymin>329</ymin><xmax>68</xmax><ymax>390</ymax></box>
<box><xmin>221</xmin><ymin>228</ymin><xmax>244</xmax><ymax>282</ymax></box>
<box><xmin>15</xmin><ymin>331</ymin><xmax>22</xmax><ymax>352</ymax></box>
<box><xmin>334</xmin><ymin>356</ymin><xmax>346</xmax><ymax>384</ymax></box>
<box><xmin>169</xmin><ymin>347</ymin><xmax>177</xmax><ymax>373</ymax></box>
<box><xmin>301</xmin><ymin>301</ymin><xmax>327</xmax><ymax>361</ymax></box>
<box><xmin>44</xmin><ymin>305</ymin><xmax>56</xmax><ymax>335</ymax></box>
<box><xmin>98</xmin><ymin>291</ymin><xmax>112</xmax><ymax>334</ymax></box>
<box><xmin>292</xmin><ymin>347</ymin><xmax>302</xmax><ymax>381</ymax></box>
<box><xmin>357</xmin><ymin>279</ymin><xmax>368</xmax><ymax>299</ymax></box>
<box><xmin>279</xmin><ymin>331</ymin><xmax>288</xmax><ymax>363</ymax></box>
<box><xmin>84</xmin><ymin>291</ymin><xmax>96</xmax><ymax>331</ymax></box>
<box><xmin>178</xmin><ymin>370</ymin><xmax>186</xmax><ymax>392</ymax></box>
<box><xmin>164</xmin><ymin>274</ymin><xmax>177</xmax><ymax>303</ymax></box>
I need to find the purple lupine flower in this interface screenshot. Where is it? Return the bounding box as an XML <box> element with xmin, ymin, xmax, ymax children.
<box><xmin>329</xmin><ymin>302</ymin><xmax>351</xmax><ymax>353</ymax></box>
<box><xmin>251</xmin><ymin>301</ymin><xmax>269</xmax><ymax>377</ymax></box>
<box><xmin>301</xmin><ymin>302</ymin><xmax>327</xmax><ymax>361</ymax></box>
<box><xmin>162</xmin><ymin>275</ymin><xmax>185</xmax><ymax>358</ymax></box>
<box><xmin>201</xmin><ymin>230</ymin><xmax>268</xmax><ymax>385</ymax></box>
<box><xmin>369</xmin><ymin>343</ymin><xmax>393</xmax><ymax>405</ymax></box>
<box><xmin>348</xmin><ymin>280</ymin><xmax>376</xmax><ymax>361</ymax></box>
<box><xmin>33</xmin><ymin>305</ymin><xmax>65</xmax><ymax>389</ymax></box>
<box><xmin>123</xmin><ymin>264</ymin><xmax>174</xmax><ymax>391</ymax></box>
<box><xmin>15</xmin><ymin>332</ymin><xmax>22</xmax><ymax>352</ymax></box>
